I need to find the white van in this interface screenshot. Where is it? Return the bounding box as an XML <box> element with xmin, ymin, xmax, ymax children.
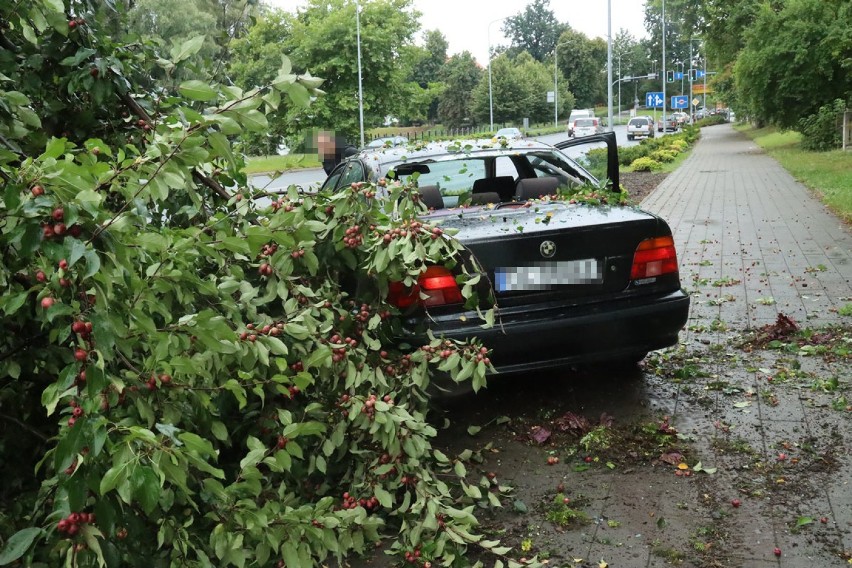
<box><xmin>567</xmin><ymin>109</ymin><xmax>594</xmax><ymax>137</ymax></box>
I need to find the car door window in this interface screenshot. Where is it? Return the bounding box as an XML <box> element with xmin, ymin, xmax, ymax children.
<box><xmin>337</xmin><ymin>161</ymin><xmax>366</xmax><ymax>189</ymax></box>
<box><xmin>320</xmin><ymin>163</ymin><xmax>347</xmax><ymax>191</ymax></box>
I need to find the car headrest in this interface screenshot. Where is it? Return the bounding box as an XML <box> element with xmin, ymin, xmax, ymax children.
<box><xmin>515</xmin><ymin>177</ymin><xmax>560</xmax><ymax>201</ymax></box>
<box><xmin>469</xmin><ymin>192</ymin><xmax>501</xmax><ymax>205</ymax></box>
<box><xmin>417</xmin><ymin>185</ymin><xmax>444</xmax><ymax>210</ymax></box>
<box><xmin>472</xmin><ymin>176</ymin><xmax>515</xmax><ymax>202</ymax></box>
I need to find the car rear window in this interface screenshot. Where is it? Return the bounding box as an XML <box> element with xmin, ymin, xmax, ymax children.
<box><xmin>575</xmin><ymin>118</ymin><xmax>596</xmax><ymax>127</ymax></box>
<box><xmin>628</xmin><ymin>118</ymin><xmax>648</xmax><ymax>126</ymax></box>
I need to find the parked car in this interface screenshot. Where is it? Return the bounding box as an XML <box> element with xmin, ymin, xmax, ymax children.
<box><xmin>657</xmin><ymin>115</ymin><xmax>679</xmax><ymax>132</ymax></box>
<box><xmin>572</xmin><ymin>117</ymin><xmax>603</xmax><ymax>138</ymax></box>
<box><xmin>494</xmin><ymin>127</ymin><xmax>524</xmax><ymax>140</ymax></box>
<box><xmin>365</xmin><ymin>135</ymin><xmax>409</xmax><ymax>149</ymax></box>
<box><xmin>567</xmin><ymin>108</ymin><xmax>594</xmax><ymax>137</ymax></box>
<box><xmin>626</xmin><ymin>116</ymin><xmax>655</xmax><ymax>140</ymax></box>
<box><xmin>321</xmin><ymin>133</ymin><xmax>690</xmax><ymax>373</ymax></box>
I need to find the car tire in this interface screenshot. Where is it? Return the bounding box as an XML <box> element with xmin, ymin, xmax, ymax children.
<box><xmin>627</xmin><ymin>135</ymin><xmax>633</xmax><ymax>141</ymax></box>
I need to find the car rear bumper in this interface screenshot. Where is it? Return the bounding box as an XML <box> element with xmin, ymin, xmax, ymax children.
<box><xmin>404</xmin><ymin>289</ymin><xmax>690</xmax><ymax>374</ymax></box>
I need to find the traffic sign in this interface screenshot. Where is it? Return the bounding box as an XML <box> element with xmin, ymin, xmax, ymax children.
<box><xmin>695</xmin><ymin>70</ymin><xmax>706</xmax><ymax>79</ymax></box>
<box><xmin>645</xmin><ymin>91</ymin><xmax>664</xmax><ymax>109</ymax></box>
<box><xmin>671</xmin><ymin>95</ymin><xmax>689</xmax><ymax>109</ymax></box>
<box><xmin>692</xmin><ymin>98</ymin><xmax>700</xmax><ymax>107</ymax></box>
<box><xmin>674</xmin><ymin>72</ymin><xmax>684</xmax><ymax>80</ymax></box>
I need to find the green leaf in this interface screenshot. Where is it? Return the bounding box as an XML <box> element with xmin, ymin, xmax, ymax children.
<box><xmin>100</xmin><ymin>464</ymin><xmax>127</xmax><ymax>495</ymax></box>
<box><xmin>179</xmin><ymin>80</ymin><xmax>218</xmax><ymax>102</ymax></box>
<box><xmin>796</xmin><ymin>516</ymin><xmax>814</xmax><ymax>527</ymax></box>
<box><xmin>81</xmin><ymin>525</ymin><xmax>107</xmax><ymax>568</ymax></box>
<box><xmin>170</xmin><ymin>35</ymin><xmax>205</xmax><ymax>63</ymax></box>
<box><xmin>467</xmin><ymin>425</ymin><xmax>481</xmax><ymax>436</ymax></box>
<box><xmin>0</xmin><ymin>527</ymin><xmax>43</xmax><ymax>565</ymax></box>
<box><xmin>133</xmin><ymin>467</ymin><xmax>161</xmax><ymax>514</ymax></box>
<box><xmin>373</xmin><ymin>486</ymin><xmax>392</xmax><ymax>508</ymax></box>
<box><xmin>454</xmin><ymin>461</ymin><xmax>467</xmax><ymax>478</ymax></box>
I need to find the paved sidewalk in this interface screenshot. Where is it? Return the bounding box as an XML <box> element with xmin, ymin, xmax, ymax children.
<box><xmin>637</xmin><ymin>124</ymin><xmax>852</xmax><ymax>567</ymax></box>
<box><xmin>643</xmin><ymin>123</ymin><xmax>852</xmax><ymax>332</ymax></box>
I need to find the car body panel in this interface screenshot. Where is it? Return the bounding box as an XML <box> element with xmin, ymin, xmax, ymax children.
<box><xmin>657</xmin><ymin>115</ymin><xmax>679</xmax><ymax>132</ymax></box>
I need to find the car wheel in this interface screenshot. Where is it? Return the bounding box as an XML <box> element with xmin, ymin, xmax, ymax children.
<box><xmin>627</xmin><ymin>135</ymin><xmax>633</xmax><ymax>141</ymax></box>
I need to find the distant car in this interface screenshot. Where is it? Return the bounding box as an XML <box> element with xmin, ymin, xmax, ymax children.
<box><xmin>567</xmin><ymin>108</ymin><xmax>594</xmax><ymax>137</ymax></box>
<box><xmin>494</xmin><ymin>127</ymin><xmax>524</xmax><ymax>140</ymax></box>
<box><xmin>572</xmin><ymin>117</ymin><xmax>603</xmax><ymax>138</ymax></box>
<box><xmin>320</xmin><ymin>133</ymin><xmax>690</xmax><ymax>372</ymax></box>
<box><xmin>365</xmin><ymin>135</ymin><xmax>409</xmax><ymax>149</ymax></box>
<box><xmin>626</xmin><ymin>116</ymin><xmax>655</xmax><ymax>140</ymax></box>
<box><xmin>657</xmin><ymin>115</ymin><xmax>679</xmax><ymax>132</ymax></box>
<box><xmin>671</xmin><ymin>112</ymin><xmax>689</xmax><ymax>126</ymax></box>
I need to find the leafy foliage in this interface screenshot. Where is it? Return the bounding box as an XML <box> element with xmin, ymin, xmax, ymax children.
<box><xmin>501</xmin><ymin>0</ymin><xmax>568</xmax><ymax>63</ymax></box>
<box><xmin>0</xmin><ymin>2</ymin><xmax>525</xmax><ymax>566</ymax></box>
<box><xmin>733</xmin><ymin>0</ymin><xmax>851</xmax><ymax>129</ymax></box>
<box><xmin>437</xmin><ymin>52</ymin><xmax>483</xmax><ymax>129</ymax></box>
<box><xmin>798</xmin><ymin>99</ymin><xmax>847</xmax><ymax>151</ymax></box>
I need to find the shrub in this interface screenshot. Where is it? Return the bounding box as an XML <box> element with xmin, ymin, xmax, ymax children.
<box><xmin>696</xmin><ymin>115</ymin><xmax>727</xmax><ymax>127</ymax></box>
<box><xmin>630</xmin><ymin>157</ymin><xmax>664</xmax><ymax>172</ymax></box>
<box><xmin>799</xmin><ymin>99</ymin><xmax>847</xmax><ymax>151</ymax></box>
<box><xmin>667</xmin><ymin>139</ymin><xmax>688</xmax><ymax>152</ymax></box>
<box><xmin>619</xmin><ymin>144</ymin><xmax>651</xmax><ymax>166</ymax></box>
<box><xmin>650</xmin><ymin>149</ymin><xmax>678</xmax><ymax>163</ymax></box>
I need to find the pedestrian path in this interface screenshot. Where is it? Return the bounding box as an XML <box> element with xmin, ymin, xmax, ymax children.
<box><xmin>643</xmin><ymin>124</ymin><xmax>852</xmax><ymax>337</ymax></box>
<box><xmin>638</xmin><ymin>124</ymin><xmax>852</xmax><ymax>567</ymax></box>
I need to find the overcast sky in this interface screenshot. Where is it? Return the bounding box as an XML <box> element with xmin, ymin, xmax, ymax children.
<box><xmin>265</xmin><ymin>0</ymin><xmax>649</xmax><ymax>66</ymax></box>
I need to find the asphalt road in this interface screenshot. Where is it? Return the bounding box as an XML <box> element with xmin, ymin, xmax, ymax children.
<box><xmin>250</xmin><ymin>125</ymin><xmax>668</xmax><ymax>193</ymax></box>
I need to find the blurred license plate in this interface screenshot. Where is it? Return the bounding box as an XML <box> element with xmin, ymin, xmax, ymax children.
<box><xmin>495</xmin><ymin>259</ymin><xmax>602</xmax><ymax>292</ymax></box>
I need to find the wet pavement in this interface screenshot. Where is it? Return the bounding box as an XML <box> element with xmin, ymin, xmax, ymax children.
<box><xmin>350</xmin><ymin>124</ymin><xmax>852</xmax><ymax>567</ymax></box>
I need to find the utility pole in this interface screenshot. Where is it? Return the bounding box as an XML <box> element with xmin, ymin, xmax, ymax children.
<box><xmin>661</xmin><ymin>0</ymin><xmax>666</xmax><ymax>132</ymax></box>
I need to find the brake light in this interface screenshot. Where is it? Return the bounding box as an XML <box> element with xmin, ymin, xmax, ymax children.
<box><xmin>630</xmin><ymin>236</ymin><xmax>679</xmax><ymax>280</ymax></box>
<box><xmin>387</xmin><ymin>266</ymin><xmax>464</xmax><ymax>308</ymax></box>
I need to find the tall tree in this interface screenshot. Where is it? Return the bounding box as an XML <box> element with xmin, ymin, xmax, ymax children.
<box><xmin>502</xmin><ymin>0</ymin><xmax>568</xmax><ymax>62</ymax></box>
<box><xmin>412</xmin><ymin>29</ymin><xmax>448</xmax><ymax>87</ymax></box>
<box><xmin>734</xmin><ymin>0</ymin><xmax>852</xmax><ymax>128</ymax></box>
<box><xmin>284</xmin><ymin>0</ymin><xmax>420</xmax><ymax>140</ymax></box>
<box><xmin>437</xmin><ymin>52</ymin><xmax>482</xmax><ymax>128</ymax></box>
<box><xmin>555</xmin><ymin>29</ymin><xmax>607</xmax><ymax>108</ymax></box>
<box><xmin>471</xmin><ymin>52</ymin><xmax>573</xmax><ymax>125</ymax></box>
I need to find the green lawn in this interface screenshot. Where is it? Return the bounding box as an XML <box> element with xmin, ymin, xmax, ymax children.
<box><xmin>735</xmin><ymin>124</ymin><xmax>852</xmax><ymax>222</ymax></box>
<box><xmin>243</xmin><ymin>153</ymin><xmax>321</xmax><ymax>175</ymax></box>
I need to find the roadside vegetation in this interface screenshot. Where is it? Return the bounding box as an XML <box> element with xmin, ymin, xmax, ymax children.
<box><xmin>735</xmin><ymin>125</ymin><xmax>852</xmax><ymax>222</ymax></box>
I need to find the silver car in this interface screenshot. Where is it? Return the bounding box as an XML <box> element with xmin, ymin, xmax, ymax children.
<box><xmin>626</xmin><ymin>117</ymin><xmax>655</xmax><ymax>140</ymax></box>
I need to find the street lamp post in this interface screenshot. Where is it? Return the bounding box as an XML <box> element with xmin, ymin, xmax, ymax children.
<box><xmin>661</xmin><ymin>0</ymin><xmax>666</xmax><ymax>131</ymax></box>
<box><xmin>487</xmin><ymin>16</ymin><xmax>508</xmax><ymax>132</ymax></box>
<box><xmin>355</xmin><ymin>0</ymin><xmax>365</xmax><ymax>147</ymax></box>
<box><xmin>619</xmin><ymin>55</ymin><xmax>624</xmax><ymax>117</ymax></box>
<box><xmin>553</xmin><ymin>38</ymin><xmax>572</xmax><ymax>128</ymax></box>
<box><xmin>689</xmin><ymin>38</ymin><xmax>702</xmax><ymax>123</ymax></box>
<box><xmin>606</xmin><ymin>0</ymin><xmax>613</xmax><ymax>132</ymax></box>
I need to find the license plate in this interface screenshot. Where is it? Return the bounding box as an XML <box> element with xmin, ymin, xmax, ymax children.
<box><xmin>495</xmin><ymin>259</ymin><xmax>602</xmax><ymax>292</ymax></box>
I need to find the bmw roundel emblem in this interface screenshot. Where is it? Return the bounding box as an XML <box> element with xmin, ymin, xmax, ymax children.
<box><xmin>540</xmin><ymin>240</ymin><xmax>556</xmax><ymax>258</ymax></box>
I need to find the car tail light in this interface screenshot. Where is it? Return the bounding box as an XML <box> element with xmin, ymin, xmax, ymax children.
<box><xmin>630</xmin><ymin>236</ymin><xmax>679</xmax><ymax>280</ymax></box>
<box><xmin>387</xmin><ymin>266</ymin><xmax>464</xmax><ymax>308</ymax></box>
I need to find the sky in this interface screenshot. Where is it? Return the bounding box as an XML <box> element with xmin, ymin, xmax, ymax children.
<box><xmin>265</xmin><ymin>0</ymin><xmax>649</xmax><ymax>66</ymax></box>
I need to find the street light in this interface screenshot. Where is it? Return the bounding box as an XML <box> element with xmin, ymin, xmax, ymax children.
<box><xmin>355</xmin><ymin>0</ymin><xmax>365</xmax><ymax>147</ymax></box>
<box><xmin>606</xmin><ymin>0</ymin><xmax>613</xmax><ymax>132</ymax></box>
<box><xmin>553</xmin><ymin>38</ymin><xmax>572</xmax><ymax>128</ymax></box>
<box><xmin>487</xmin><ymin>16</ymin><xmax>508</xmax><ymax>131</ymax></box>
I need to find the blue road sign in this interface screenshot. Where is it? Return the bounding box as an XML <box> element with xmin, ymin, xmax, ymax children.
<box><xmin>671</xmin><ymin>95</ymin><xmax>689</xmax><ymax>109</ymax></box>
<box><xmin>645</xmin><ymin>91</ymin><xmax>664</xmax><ymax>108</ymax></box>
<box><xmin>674</xmin><ymin>72</ymin><xmax>684</xmax><ymax>80</ymax></box>
<box><xmin>695</xmin><ymin>70</ymin><xmax>706</xmax><ymax>79</ymax></box>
